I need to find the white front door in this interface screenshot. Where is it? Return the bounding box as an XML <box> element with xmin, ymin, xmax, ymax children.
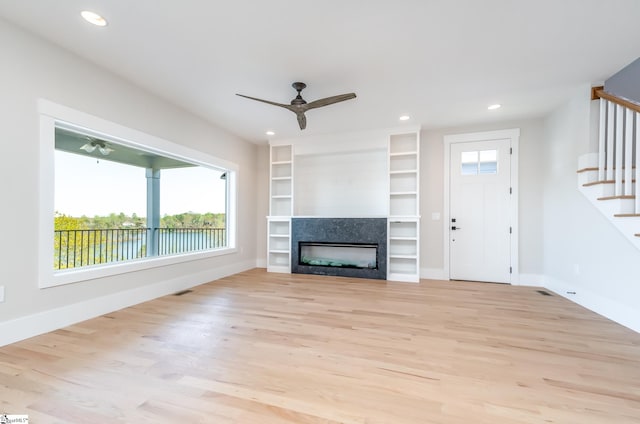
<box><xmin>449</xmin><ymin>138</ymin><xmax>512</xmax><ymax>283</ymax></box>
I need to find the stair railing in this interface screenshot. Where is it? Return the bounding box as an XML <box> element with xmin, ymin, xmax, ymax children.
<box><xmin>592</xmin><ymin>87</ymin><xmax>640</xmax><ymax>213</ymax></box>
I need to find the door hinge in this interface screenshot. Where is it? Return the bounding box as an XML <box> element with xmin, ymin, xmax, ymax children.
<box><xmin>509</xmin><ymin>226</ymin><xmax>512</xmax><ymax>234</ymax></box>
<box><xmin>509</xmin><ymin>187</ymin><xmax>512</xmax><ymax>194</ymax></box>
<box><xmin>510</xmin><ymin>266</ymin><xmax>513</xmax><ymax>274</ymax></box>
<box><xmin>510</xmin><ymin>147</ymin><xmax>513</xmax><ymax>154</ymax></box>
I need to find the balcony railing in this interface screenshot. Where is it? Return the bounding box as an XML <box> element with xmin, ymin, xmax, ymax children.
<box><xmin>53</xmin><ymin>227</ymin><xmax>226</xmax><ymax>270</ymax></box>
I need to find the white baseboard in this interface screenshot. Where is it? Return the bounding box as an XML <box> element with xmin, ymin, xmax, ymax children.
<box><xmin>255</xmin><ymin>258</ymin><xmax>267</xmax><ymax>268</ymax></box>
<box><xmin>545</xmin><ymin>276</ymin><xmax>640</xmax><ymax>334</ymax></box>
<box><xmin>421</xmin><ymin>268</ymin><xmax>447</xmax><ymax>280</ymax></box>
<box><xmin>516</xmin><ymin>273</ymin><xmax>546</xmax><ymax>286</ymax></box>
<box><xmin>0</xmin><ymin>259</ymin><xmax>256</xmax><ymax>347</ymax></box>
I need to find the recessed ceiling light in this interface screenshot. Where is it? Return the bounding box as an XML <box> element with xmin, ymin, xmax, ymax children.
<box><xmin>488</xmin><ymin>104</ymin><xmax>501</xmax><ymax>110</ymax></box>
<box><xmin>265</xmin><ymin>131</ymin><xmax>275</xmax><ymax>136</ymax></box>
<box><xmin>399</xmin><ymin>115</ymin><xmax>411</xmax><ymax>121</ymax></box>
<box><xmin>81</xmin><ymin>11</ymin><xmax>108</xmax><ymax>27</ymax></box>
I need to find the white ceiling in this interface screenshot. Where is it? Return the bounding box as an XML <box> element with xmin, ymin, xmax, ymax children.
<box><xmin>1</xmin><ymin>0</ymin><xmax>639</xmax><ymax>143</ymax></box>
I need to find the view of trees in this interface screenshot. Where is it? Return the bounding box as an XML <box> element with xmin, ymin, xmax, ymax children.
<box><xmin>54</xmin><ymin>211</ymin><xmax>226</xmax><ymax>230</ymax></box>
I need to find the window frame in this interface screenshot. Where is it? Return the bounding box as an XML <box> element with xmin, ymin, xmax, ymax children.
<box><xmin>38</xmin><ymin>99</ymin><xmax>238</xmax><ymax>288</ymax></box>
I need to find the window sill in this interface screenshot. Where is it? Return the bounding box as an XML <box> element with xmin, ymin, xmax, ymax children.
<box><xmin>41</xmin><ymin>247</ymin><xmax>237</xmax><ymax>288</ymax></box>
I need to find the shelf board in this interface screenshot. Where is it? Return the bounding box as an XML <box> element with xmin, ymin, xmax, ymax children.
<box><xmin>272</xmin><ymin>160</ymin><xmax>292</xmax><ymax>165</ymax></box>
<box><xmin>269</xmin><ymin>234</ymin><xmax>290</xmax><ymax>238</ymax></box>
<box><xmin>271</xmin><ymin>195</ymin><xmax>292</xmax><ymax>199</ymax></box>
<box><xmin>390</xmin><ymin>254</ymin><xmax>418</xmax><ymax>259</ymax></box>
<box><xmin>389</xmin><ymin>151</ymin><xmax>418</xmax><ymax>157</ymax></box>
<box><xmin>271</xmin><ymin>176</ymin><xmax>292</xmax><ymax>181</ymax></box>
<box><xmin>269</xmin><ymin>250</ymin><xmax>290</xmax><ymax>254</ymax></box>
<box><xmin>390</xmin><ymin>191</ymin><xmax>417</xmax><ymax>196</ymax></box>
<box><xmin>389</xmin><ymin>236</ymin><xmax>418</xmax><ymax>241</ymax></box>
<box><xmin>389</xmin><ymin>170</ymin><xmax>418</xmax><ymax>175</ymax></box>
<box><xmin>389</xmin><ymin>216</ymin><xmax>420</xmax><ymax>221</ymax></box>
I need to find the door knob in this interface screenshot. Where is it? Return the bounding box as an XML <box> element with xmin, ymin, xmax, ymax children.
<box><xmin>451</xmin><ymin>226</ymin><xmax>461</xmax><ymax>230</ymax></box>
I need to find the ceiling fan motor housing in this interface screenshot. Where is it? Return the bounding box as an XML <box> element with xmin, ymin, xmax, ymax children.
<box><xmin>291</xmin><ymin>82</ymin><xmax>307</xmax><ymax>105</ymax></box>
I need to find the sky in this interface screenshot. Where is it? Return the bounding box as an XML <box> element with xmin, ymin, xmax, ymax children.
<box><xmin>54</xmin><ymin>151</ymin><xmax>226</xmax><ymax>217</ymax></box>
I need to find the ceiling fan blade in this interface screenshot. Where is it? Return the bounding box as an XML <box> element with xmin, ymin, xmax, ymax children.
<box><xmin>304</xmin><ymin>93</ymin><xmax>356</xmax><ymax>111</ymax></box>
<box><xmin>236</xmin><ymin>93</ymin><xmax>292</xmax><ymax>110</ymax></box>
<box><xmin>296</xmin><ymin>113</ymin><xmax>307</xmax><ymax>130</ymax></box>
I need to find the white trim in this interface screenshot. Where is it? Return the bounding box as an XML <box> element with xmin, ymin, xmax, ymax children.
<box><xmin>545</xmin><ymin>276</ymin><xmax>640</xmax><ymax>334</ymax></box>
<box><xmin>0</xmin><ymin>260</ymin><xmax>256</xmax><ymax>347</ymax></box>
<box><xmin>443</xmin><ymin>128</ymin><xmax>520</xmax><ymax>284</ymax></box>
<box><xmin>39</xmin><ymin>99</ymin><xmax>239</xmax><ymax>288</ymax></box>
<box><xmin>48</xmin><ymin>247</ymin><xmax>238</xmax><ymax>287</ymax></box>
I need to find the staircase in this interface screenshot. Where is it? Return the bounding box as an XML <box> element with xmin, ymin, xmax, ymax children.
<box><xmin>577</xmin><ymin>87</ymin><xmax>640</xmax><ymax>250</ymax></box>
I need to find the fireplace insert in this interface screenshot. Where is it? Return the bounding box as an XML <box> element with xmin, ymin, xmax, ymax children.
<box><xmin>299</xmin><ymin>242</ymin><xmax>378</xmax><ymax>269</ymax></box>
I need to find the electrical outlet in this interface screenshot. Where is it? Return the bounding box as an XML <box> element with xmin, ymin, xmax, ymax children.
<box><xmin>0</xmin><ymin>286</ymin><xmax>4</xmax><ymax>303</ymax></box>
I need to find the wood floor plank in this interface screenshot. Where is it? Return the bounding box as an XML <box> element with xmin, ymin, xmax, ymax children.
<box><xmin>1</xmin><ymin>268</ymin><xmax>640</xmax><ymax>423</ymax></box>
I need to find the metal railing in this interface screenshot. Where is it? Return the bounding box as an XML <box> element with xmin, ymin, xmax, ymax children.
<box><xmin>53</xmin><ymin>227</ymin><xmax>226</xmax><ymax>270</ymax></box>
<box><xmin>155</xmin><ymin>227</ymin><xmax>226</xmax><ymax>256</ymax></box>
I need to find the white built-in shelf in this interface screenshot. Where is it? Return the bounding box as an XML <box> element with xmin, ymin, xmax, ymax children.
<box><xmin>268</xmin><ymin>145</ymin><xmax>293</xmax><ymax>273</ymax></box>
<box><xmin>388</xmin><ymin>131</ymin><xmax>420</xmax><ymax>283</ymax></box>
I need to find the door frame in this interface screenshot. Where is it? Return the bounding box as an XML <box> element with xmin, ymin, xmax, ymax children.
<box><xmin>443</xmin><ymin>128</ymin><xmax>520</xmax><ymax>284</ymax></box>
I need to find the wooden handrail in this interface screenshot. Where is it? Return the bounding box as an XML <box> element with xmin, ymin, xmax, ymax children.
<box><xmin>591</xmin><ymin>86</ymin><xmax>640</xmax><ymax>114</ymax></box>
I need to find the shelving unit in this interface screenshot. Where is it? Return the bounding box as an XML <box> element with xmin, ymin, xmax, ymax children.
<box><xmin>388</xmin><ymin>131</ymin><xmax>420</xmax><ymax>282</ymax></box>
<box><xmin>267</xmin><ymin>144</ymin><xmax>293</xmax><ymax>273</ymax></box>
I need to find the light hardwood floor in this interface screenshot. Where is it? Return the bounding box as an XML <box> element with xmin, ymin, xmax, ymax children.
<box><xmin>1</xmin><ymin>269</ymin><xmax>640</xmax><ymax>423</ymax></box>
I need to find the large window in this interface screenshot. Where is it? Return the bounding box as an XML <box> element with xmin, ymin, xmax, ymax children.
<box><xmin>39</xmin><ymin>100</ymin><xmax>237</xmax><ymax>287</ymax></box>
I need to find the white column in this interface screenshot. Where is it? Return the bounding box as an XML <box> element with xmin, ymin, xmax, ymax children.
<box><xmin>146</xmin><ymin>168</ymin><xmax>161</xmax><ymax>256</ymax></box>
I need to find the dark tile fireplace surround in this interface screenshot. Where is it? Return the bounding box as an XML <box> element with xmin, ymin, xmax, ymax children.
<box><xmin>291</xmin><ymin>218</ymin><xmax>387</xmax><ymax>279</ymax></box>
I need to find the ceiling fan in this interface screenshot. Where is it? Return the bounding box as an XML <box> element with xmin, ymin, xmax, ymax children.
<box><xmin>236</xmin><ymin>82</ymin><xmax>356</xmax><ymax>130</ymax></box>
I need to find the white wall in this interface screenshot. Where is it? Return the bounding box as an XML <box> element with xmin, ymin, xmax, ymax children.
<box><xmin>542</xmin><ymin>85</ymin><xmax>640</xmax><ymax>332</ymax></box>
<box><xmin>420</xmin><ymin>119</ymin><xmax>545</xmax><ymax>281</ymax></box>
<box><xmin>294</xmin><ymin>150</ymin><xmax>387</xmax><ymax>217</ymax></box>
<box><xmin>0</xmin><ymin>19</ymin><xmax>259</xmax><ymax>343</ymax></box>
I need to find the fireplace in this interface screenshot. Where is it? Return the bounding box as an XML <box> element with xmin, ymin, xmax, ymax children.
<box><xmin>292</xmin><ymin>218</ymin><xmax>387</xmax><ymax>279</ymax></box>
<box><xmin>299</xmin><ymin>242</ymin><xmax>378</xmax><ymax>269</ymax></box>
